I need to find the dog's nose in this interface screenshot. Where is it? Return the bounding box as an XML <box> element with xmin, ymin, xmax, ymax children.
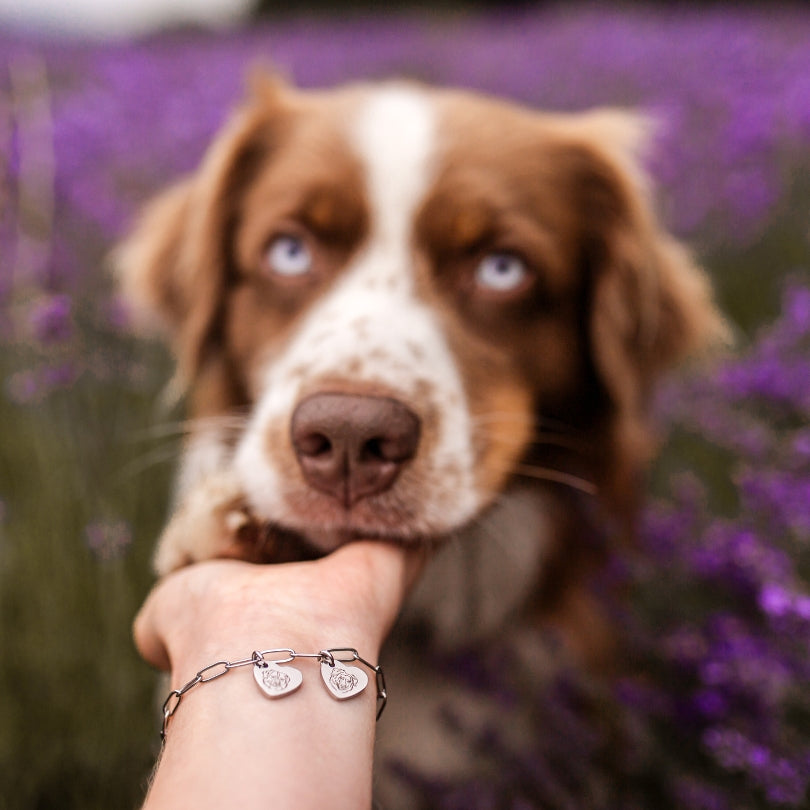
<box><xmin>291</xmin><ymin>393</ymin><xmax>421</xmax><ymax>507</ymax></box>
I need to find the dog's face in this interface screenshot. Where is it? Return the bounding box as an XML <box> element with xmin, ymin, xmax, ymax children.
<box><xmin>119</xmin><ymin>78</ymin><xmax>722</xmax><ymax>556</ymax></box>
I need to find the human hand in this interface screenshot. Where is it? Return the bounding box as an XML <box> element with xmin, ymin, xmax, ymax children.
<box><xmin>134</xmin><ymin>539</ymin><xmax>427</xmax><ymax>689</ymax></box>
<box><xmin>133</xmin><ymin>541</ymin><xmax>428</xmax><ymax>809</ymax></box>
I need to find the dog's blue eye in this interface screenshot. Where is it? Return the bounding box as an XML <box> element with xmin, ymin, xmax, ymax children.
<box><xmin>265</xmin><ymin>235</ymin><xmax>313</xmax><ymax>277</ymax></box>
<box><xmin>475</xmin><ymin>253</ymin><xmax>528</xmax><ymax>292</ymax></box>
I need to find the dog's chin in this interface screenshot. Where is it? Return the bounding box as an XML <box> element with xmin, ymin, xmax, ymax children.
<box><xmin>267</xmin><ymin>522</ymin><xmax>435</xmax><ymax>557</ymax></box>
<box><xmin>242</xmin><ymin>511</ymin><xmax>446</xmax><ymax>564</ymax></box>
<box><xmin>243</xmin><ymin>490</ymin><xmax>463</xmax><ymax>560</ymax></box>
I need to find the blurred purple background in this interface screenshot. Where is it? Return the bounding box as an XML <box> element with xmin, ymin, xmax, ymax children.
<box><xmin>2</xmin><ymin>5</ymin><xmax>810</xmax><ymax>808</ymax></box>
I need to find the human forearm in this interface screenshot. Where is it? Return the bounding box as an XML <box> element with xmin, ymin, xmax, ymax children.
<box><xmin>145</xmin><ymin>642</ymin><xmax>379</xmax><ymax>808</ymax></box>
<box><xmin>136</xmin><ymin>542</ymin><xmax>422</xmax><ymax>809</ymax></box>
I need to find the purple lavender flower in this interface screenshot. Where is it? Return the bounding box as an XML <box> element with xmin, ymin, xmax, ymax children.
<box><xmin>5</xmin><ymin>360</ymin><xmax>78</xmax><ymax>403</ymax></box>
<box><xmin>28</xmin><ymin>293</ymin><xmax>72</xmax><ymax>343</ymax></box>
<box><xmin>84</xmin><ymin>519</ymin><xmax>132</xmax><ymax>561</ymax></box>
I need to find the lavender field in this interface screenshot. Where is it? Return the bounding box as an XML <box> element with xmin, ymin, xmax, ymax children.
<box><xmin>2</xmin><ymin>5</ymin><xmax>810</xmax><ymax>808</ymax></box>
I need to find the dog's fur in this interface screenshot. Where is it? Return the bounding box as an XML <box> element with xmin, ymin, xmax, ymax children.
<box><xmin>119</xmin><ymin>76</ymin><xmax>725</xmax><ymax>804</ymax></box>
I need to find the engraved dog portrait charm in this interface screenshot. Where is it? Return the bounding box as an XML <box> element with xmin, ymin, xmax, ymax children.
<box><xmin>253</xmin><ymin>660</ymin><xmax>303</xmax><ymax>698</ymax></box>
<box><xmin>320</xmin><ymin>660</ymin><xmax>368</xmax><ymax>700</ymax></box>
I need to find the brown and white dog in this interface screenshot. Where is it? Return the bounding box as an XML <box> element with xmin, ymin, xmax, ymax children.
<box><xmin>119</xmin><ymin>76</ymin><xmax>724</xmax><ymax>802</ymax></box>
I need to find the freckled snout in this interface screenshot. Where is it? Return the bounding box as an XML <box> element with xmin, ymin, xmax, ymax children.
<box><xmin>291</xmin><ymin>393</ymin><xmax>421</xmax><ymax>508</ymax></box>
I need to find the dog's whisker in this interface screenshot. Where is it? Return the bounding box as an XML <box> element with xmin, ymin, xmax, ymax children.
<box><xmin>474</xmin><ymin>426</ymin><xmax>591</xmax><ymax>455</ymax></box>
<box><xmin>182</xmin><ymin>414</ymin><xmax>251</xmax><ymax>435</ymax></box>
<box><xmin>127</xmin><ymin>413</ymin><xmax>250</xmax><ymax>442</ymax></box>
<box><xmin>470</xmin><ymin>412</ymin><xmax>536</xmax><ymax>428</ymax></box>
<box><xmin>470</xmin><ymin>412</ymin><xmax>591</xmax><ymax>452</ymax></box>
<box><xmin>492</xmin><ymin>431</ymin><xmax>590</xmax><ymax>454</ymax></box>
<box><xmin>472</xmin><ymin>411</ymin><xmax>586</xmax><ymax>435</ymax></box>
<box><xmin>125</xmin><ymin>420</ymin><xmax>187</xmax><ymax>441</ymax></box>
<box><xmin>512</xmin><ymin>463</ymin><xmax>598</xmax><ymax>496</ymax></box>
<box><xmin>527</xmin><ymin>435</ymin><xmax>590</xmax><ymax>453</ymax></box>
<box><xmin>534</xmin><ymin>414</ymin><xmax>590</xmax><ymax>435</ymax></box>
<box><xmin>115</xmin><ymin>444</ymin><xmax>185</xmax><ymax>482</ymax></box>
<box><xmin>179</xmin><ymin>411</ymin><xmax>251</xmax><ymax>430</ymax></box>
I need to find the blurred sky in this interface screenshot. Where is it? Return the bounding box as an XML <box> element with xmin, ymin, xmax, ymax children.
<box><xmin>0</xmin><ymin>0</ymin><xmax>254</xmax><ymax>36</ymax></box>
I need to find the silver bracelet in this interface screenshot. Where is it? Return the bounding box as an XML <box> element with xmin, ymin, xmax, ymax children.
<box><xmin>159</xmin><ymin>647</ymin><xmax>386</xmax><ymax>743</ymax></box>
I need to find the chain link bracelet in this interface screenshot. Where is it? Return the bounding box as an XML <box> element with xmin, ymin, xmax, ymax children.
<box><xmin>160</xmin><ymin>647</ymin><xmax>387</xmax><ymax>743</ymax></box>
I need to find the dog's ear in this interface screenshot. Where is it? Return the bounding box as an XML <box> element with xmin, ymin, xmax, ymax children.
<box><xmin>555</xmin><ymin>111</ymin><xmax>729</xmax><ymax>506</ymax></box>
<box><xmin>115</xmin><ymin>74</ymin><xmax>291</xmax><ymax>385</ymax></box>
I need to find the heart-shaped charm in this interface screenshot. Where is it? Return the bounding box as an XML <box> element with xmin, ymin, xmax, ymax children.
<box><xmin>253</xmin><ymin>661</ymin><xmax>303</xmax><ymax>699</ymax></box>
<box><xmin>320</xmin><ymin>660</ymin><xmax>368</xmax><ymax>700</ymax></box>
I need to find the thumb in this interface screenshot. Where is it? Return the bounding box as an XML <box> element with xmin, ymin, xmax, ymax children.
<box><xmin>133</xmin><ymin>580</ymin><xmax>172</xmax><ymax>672</ymax></box>
<box><xmin>324</xmin><ymin>540</ymin><xmax>431</xmax><ymax>639</ymax></box>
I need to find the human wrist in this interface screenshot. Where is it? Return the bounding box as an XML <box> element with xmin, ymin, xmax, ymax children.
<box><xmin>161</xmin><ymin>643</ymin><xmax>386</xmax><ymax>742</ymax></box>
<box><xmin>158</xmin><ymin>558</ymin><xmax>388</xmax><ymax>683</ymax></box>
<box><xmin>172</xmin><ymin>603</ymin><xmax>380</xmax><ymax>687</ymax></box>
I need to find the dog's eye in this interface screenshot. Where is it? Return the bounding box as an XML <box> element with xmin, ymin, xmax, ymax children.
<box><xmin>474</xmin><ymin>253</ymin><xmax>529</xmax><ymax>293</ymax></box>
<box><xmin>265</xmin><ymin>235</ymin><xmax>313</xmax><ymax>278</ymax></box>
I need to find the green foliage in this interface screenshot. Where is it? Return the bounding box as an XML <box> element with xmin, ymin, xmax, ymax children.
<box><xmin>0</xmin><ymin>339</ymin><xmax>174</xmax><ymax>809</ymax></box>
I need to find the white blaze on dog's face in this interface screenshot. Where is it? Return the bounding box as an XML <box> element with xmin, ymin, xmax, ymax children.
<box><xmin>234</xmin><ymin>87</ymin><xmax>482</xmax><ymax>544</ymax></box>
<box><xmin>118</xmin><ymin>78</ymin><xmax>724</xmax><ymax>556</ymax></box>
